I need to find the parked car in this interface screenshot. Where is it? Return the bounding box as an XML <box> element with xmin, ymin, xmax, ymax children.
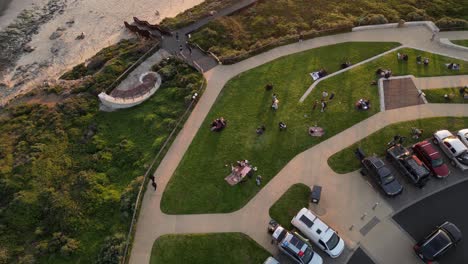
<box><xmin>271</xmin><ymin>225</ymin><xmax>323</xmax><ymax>264</ymax></box>
<box><xmin>457</xmin><ymin>128</ymin><xmax>468</xmax><ymax>147</ymax></box>
<box><xmin>414</xmin><ymin>221</ymin><xmax>462</xmax><ymax>263</ymax></box>
<box><xmin>357</xmin><ymin>150</ymin><xmax>403</xmax><ymax>196</ymax></box>
<box><xmin>386</xmin><ymin>144</ymin><xmax>431</xmax><ymax>188</ymax></box>
<box><xmin>412</xmin><ymin>141</ymin><xmax>450</xmax><ymax>178</ymax></box>
<box><xmin>263</xmin><ymin>256</ymin><xmax>280</xmax><ymax>264</ymax></box>
<box><xmin>433</xmin><ymin>130</ymin><xmax>468</xmax><ymax>171</ymax></box>
<box><xmin>291</xmin><ymin>208</ymin><xmax>345</xmax><ymax>258</ymax></box>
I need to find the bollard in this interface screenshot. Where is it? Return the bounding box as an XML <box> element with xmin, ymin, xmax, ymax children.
<box><xmin>361</xmin><ymin>213</ymin><xmax>367</xmax><ymax>220</ymax></box>
<box><xmin>372</xmin><ymin>202</ymin><xmax>380</xmax><ymax>210</ymax></box>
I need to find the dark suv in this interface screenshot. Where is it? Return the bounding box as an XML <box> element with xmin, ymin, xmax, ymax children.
<box><xmin>414</xmin><ymin>221</ymin><xmax>462</xmax><ymax>263</ymax></box>
<box><xmin>360</xmin><ymin>155</ymin><xmax>403</xmax><ymax>196</ymax></box>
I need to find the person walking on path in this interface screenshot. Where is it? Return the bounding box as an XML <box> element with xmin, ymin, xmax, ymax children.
<box><xmin>149</xmin><ymin>175</ymin><xmax>155</xmax><ymax>183</ymax></box>
<box><xmin>430</xmin><ymin>31</ymin><xmax>436</xmax><ymax>41</ymax></box>
<box><xmin>151</xmin><ymin>181</ymin><xmax>157</xmax><ymax>191</ymax></box>
<box><xmin>179</xmin><ymin>44</ymin><xmax>183</xmax><ymax>53</ymax></box>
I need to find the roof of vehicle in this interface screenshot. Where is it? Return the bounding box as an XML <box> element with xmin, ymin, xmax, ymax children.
<box><xmin>415</xmin><ymin>141</ymin><xmax>442</xmax><ymax>160</ymax></box>
<box><xmin>421</xmin><ymin>229</ymin><xmax>452</xmax><ymax>260</ymax></box>
<box><xmin>292</xmin><ymin>208</ymin><xmax>335</xmax><ymax>242</ymax></box>
<box><xmin>366</xmin><ymin>156</ymin><xmax>385</xmax><ymax>168</ymax></box>
<box><xmin>458</xmin><ymin>128</ymin><xmax>468</xmax><ymax>137</ymax></box>
<box><xmin>435</xmin><ymin>130</ymin><xmax>453</xmax><ymax>140</ymax></box>
<box><xmin>443</xmin><ymin>137</ymin><xmax>468</xmax><ymax>155</ymax></box>
<box><xmin>440</xmin><ymin>222</ymin><xmax>462</xmax><ymax>242</ymax></box>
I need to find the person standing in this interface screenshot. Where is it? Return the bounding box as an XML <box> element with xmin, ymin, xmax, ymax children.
<box><xmin>179</xmin><ymin>44</ymin><xmax>183</xmax><ymax>53</ymax></box>
<box><xmin>322</xmin><ymin>91</ymin><xmax>328</xmax><ymax>100</ymax></box>
<box><xmin>321</xmin><ymin>101</ymin><xmax>327</xmax><ymax>112</ymax></box>
<box><xmin>175</xmin><ymin>32</ymin><xmax>179</xmax><ymax>41</ymax></box>
<box><xmin>430</xmin><ymin>31</ymin><xmax>436</xmax><ymax>41</ymax></box>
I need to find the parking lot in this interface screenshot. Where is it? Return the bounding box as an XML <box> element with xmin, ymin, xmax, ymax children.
<box><xmin>393</xmin><ymin>180</ymin><xmax>468</xmax><ymax>264</ymax></box>
<box><xmin>360</xmin><ymin>139</ymin><xmax>468</xmax><ymax>212</ymax></box>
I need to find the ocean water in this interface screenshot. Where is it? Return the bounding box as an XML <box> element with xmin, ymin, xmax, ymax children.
<box><xmin>0</xmin><ymin>0</ymin><xmax>13</xmax><ymax>16</ymax></box>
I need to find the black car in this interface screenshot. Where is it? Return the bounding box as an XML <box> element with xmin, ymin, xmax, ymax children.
<box><xmin>414</xmin><ymin>221</ymin><xmax>462</xmax><ymax>263</ymax></box>
<box><xmin>360</xmin><ymin>155</ymin><xmax>403</xmax><ymax>196</ymax></box>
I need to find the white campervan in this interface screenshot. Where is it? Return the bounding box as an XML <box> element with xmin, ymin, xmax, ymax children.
<box><xmin>291</xmin><ymin>208</ymin><xmax>345</xmax><ymax>258</ymax></box>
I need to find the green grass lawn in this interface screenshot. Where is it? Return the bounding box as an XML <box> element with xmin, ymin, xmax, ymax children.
<box><xmin>328</xmin><ymin>117</ymin><xmax>468</xmax><ymax>174</ymax></box>
<box><xmin>150</xmin><ymin>233</ymin><xmax>270</xmax><ymax>264</ymax></box>
<box><xmin>269</xmin><ymin>184</ymin><xmax>310</xmax><ymax>230</ymax></box>
<box><xmin>161</xmin><ymin>42</ymin><xmax>468</xmax><ymax>214</ymax></box>
<box><xmin>425</xmin><ymin>88</ymin><xmax>468</xmax><ymax>104</ymax></box>
<box><xmin>452</xmin><ymin>39</ymin><xmax>468</xmax><ymax>48</ymax></box>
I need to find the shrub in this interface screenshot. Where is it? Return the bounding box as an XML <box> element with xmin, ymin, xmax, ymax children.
<box><xmin>436</xmin><ymin>17</ymin><xmax>468</xmax><ymax>30</ymax></box>
<box><xmin>119</xmin><ymin>176</ymin><xmax>144</xmax><ymax>218</ymax></box>
<box><xmin>95</xmin><ymin>233</ymin><xmax>126</xmax><ymax>264</ymax></box>
<box><xmin>359</xmin><ymin>14</ymin><xmax>388</xmax><ymax>25</ymax></box>
<box><xmin>60</xmin><ymin>63</ymin><xmax>88</xmax><ymax>80</ymax></box>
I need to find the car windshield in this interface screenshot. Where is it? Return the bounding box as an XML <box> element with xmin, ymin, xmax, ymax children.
<box><xmin>456</xmin><ymin>151</ymin><xmax>468</xmax><ymax>165</ymax></box>
<box><xmin>301</xmin><ymin>247</ymin><xmax>314</xmax><ymax>263</ymax></box>
<box><xmin>421</xmin><ymin>231</ymin><xmax>451</xmax><ymax>259</ymax></box>
<box><xmin>326</xmin><ymin>233</ymin><xmax>340</xmax><ymax>250</ymax></box>
<box><xmin>431</xmin><ymin>158</ymin><xmax>444</xmax><ymax>167</ymax></box>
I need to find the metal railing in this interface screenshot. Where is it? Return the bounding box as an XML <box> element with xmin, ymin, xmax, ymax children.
<box><xmin>120</xmin><ymin>76</ymin><xmax>206</xmax><ymax>264</ymax></box>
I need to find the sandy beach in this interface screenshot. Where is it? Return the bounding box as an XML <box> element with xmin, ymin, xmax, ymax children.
<box><xmin>0</xmin><ymin>0</ymin><xmax>204</xmax><ymax>105</ymax></box>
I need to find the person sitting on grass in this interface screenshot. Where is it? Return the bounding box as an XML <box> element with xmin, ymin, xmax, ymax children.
<box><xmin>356</xmin><ymin>99</ymin><xmax>371</xmax><ymax>110</ymax></box>
<box><xmin>279</xmin><ymin>122</ymin><xmax>287</xmax><ymax>130</ymax></box>
<box><xmin>210</xmin><ymin>117</ymin><xmax>227</xmax><ymax>132</ymax></box>
<box><xmin>416</xmin><ymin>55</ymin><xmax>422</xmax><ymax>64</ymax></box>
<box><xmin>423</xmin><ymin>58</ymin><xmax>429</xmax><ymax>66</ymax></box>
<box><xmin>447</xmin><ymin>63</ymin><xmax>460</xmax><ymax>70</ymax></box>
<box><xmin>256</xmin><ymin>125</ymin><xmax>266</xmax><ymax>135</ymax></box>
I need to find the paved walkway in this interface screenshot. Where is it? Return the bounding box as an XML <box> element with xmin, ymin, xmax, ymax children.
<box><xmin>129</xmin><ymin>25</ymin><xmax>468</xmax><ymax>264</ymax></box>
<box><xmin>414</xmin><ymin>75</ymin><xmax>468</xmax><ymax>90</ymax></box>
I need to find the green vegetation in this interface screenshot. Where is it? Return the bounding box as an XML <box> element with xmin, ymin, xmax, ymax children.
<box><xmin>161</xmin><ymin>43</ymin><xmax>468</xmax><ymax>214</ymax></box>
<box><xmin>187</xmin><ymin>0</ymin><xmax>468</xmax><ymax>58</ymax></box>
<box><xmin>0</xmin><ymin>40</ymin><xmax>203</xmax><ymax>263</ymax></box>
<box><xmin>269</xmin><ymin>184</ymin><xmax>310</xmax><ymax>230</ymax></box>
<box><xmin>452</xmin><ymin>39</ymin><xmax>468</xmax><ymax>48</ymax></box>
<box><xmin>150</xmin><ymin>233</ymin><xmax>270</xmax><ymax>264</ymax></box>
<box><xmin>425</xmin><ymin>87</ymin><xmax>468</xmax><ymax>104</ymax></box>
<box><xmin>60</xmin><ymin>39</ymin><xmax>154</xmax><ymax>81</ymax></box>
<box><xmin>160</xmin><ymin>0</ymin><xmax>236</xmax><ymax>30</ymax></box>
<box><xmin>328</xmin><ymin>117</ymin><xmax>468</xmax><ymax>174</ymax></box>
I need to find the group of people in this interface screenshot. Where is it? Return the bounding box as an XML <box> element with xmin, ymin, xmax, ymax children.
<box><xmin>211</xmin><ymin>117</ymin><xmax>227</xmax><ymax>132</ymax></box>
<box><xmin>447</xmin><ymin>63</ymin><xmax>460</xmax><ymax>70</ymax></box>
<box><xmin>376</xmin><ymin>68</ymin><xmax>393</xmax><ymax>79</ymax></box>
<box><xmin>397</xmin><ymin>52</ymin><xmax>409</xmax><ymax>61</ymax></box>
<box><xmin>416</xmin><ymin>55</ymin><xmax>430</xmax><ymax>65</ymax></box>
<box><xmin>356</xmin><ymin>98</ymin><xmax>371</xmax><ymax>110</ymax></box>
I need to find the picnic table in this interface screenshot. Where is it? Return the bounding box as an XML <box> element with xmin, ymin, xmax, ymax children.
<box><xmin>225</xmin><ymin>165</ymin><xmax>252</xmax><ymax>186</ymax></box>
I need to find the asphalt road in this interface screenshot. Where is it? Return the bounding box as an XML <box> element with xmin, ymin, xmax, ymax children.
<box><xmin>393</xmin><ymin>180</ymin><xmax>468</xmax><ymax>264</ymax></box>
<box><xmin>347</xmin><ymin>247</ymin><xmax>375</xmax><ymax>264</ymax></box>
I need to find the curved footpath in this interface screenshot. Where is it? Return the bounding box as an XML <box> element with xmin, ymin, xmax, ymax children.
<box><xmin>130</xmin><ymin>26</ymin><xmax>468</xmax><ymax>264</ymax></box>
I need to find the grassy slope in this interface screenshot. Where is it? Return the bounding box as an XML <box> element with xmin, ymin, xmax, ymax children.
<box><xmin>190</xmin><ymin>0</ymin><xmax>467</xmax><ymax>57</ymax></box>
<box><xmin>0</xmin><ymin>57</ymin><xmax>203</xmax><ymax>262</ymax></box>
<box><xmin>328</xmin><ymin>117</ymin><xmax>468</xmax><ymax>174</ymax></box>
<box><xmin>161</xmin><ymin>43</ymin><xmax>468</xmax><ymax>214</ymax></box>
<box><xmin>269</xmin><ymin>184</ymin><xmax>310</xmax><ymax>230</ymax></box>
<box><xmin>452</xmin><ymin>40</ymin><xmax>468</xmax><ymax>48</ymax></box>
<box><xmin>150</xmin><ymin>233</ymin><xmax>270</xmax><ymax>264</ymax></box>
<box><xmin>425</xmin><ymin>88</ymin><xmax>468</xmax><ymax>104</ymax></box>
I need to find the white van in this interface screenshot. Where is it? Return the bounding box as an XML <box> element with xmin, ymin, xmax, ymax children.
<box><xmin>291</xmin><ymin>208</ymin><xmax>345</xmax><ymax>258</ymax></box>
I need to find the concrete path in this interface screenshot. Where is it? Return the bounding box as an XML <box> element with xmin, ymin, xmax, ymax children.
<box><xmin>414</xmin><ymin>75</ymin><xmax>468</xmax><ymax>90</ymax></box>
<box><xmin>129</xmin><ymin>25</ymin><xmax>468</xmax><ymax>264</ymax></box>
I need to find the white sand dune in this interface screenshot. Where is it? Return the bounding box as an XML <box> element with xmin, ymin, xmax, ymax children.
<box><xmin>0</xmin><ymin>0</ymin><xmax>203</xmax><ymax>104</ymax></box>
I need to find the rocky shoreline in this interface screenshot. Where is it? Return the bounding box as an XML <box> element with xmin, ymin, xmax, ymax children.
<box><xmin>0</xmin><ymin>0</ymin><xmax>66</xmax><ymax>100</ymax></box>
